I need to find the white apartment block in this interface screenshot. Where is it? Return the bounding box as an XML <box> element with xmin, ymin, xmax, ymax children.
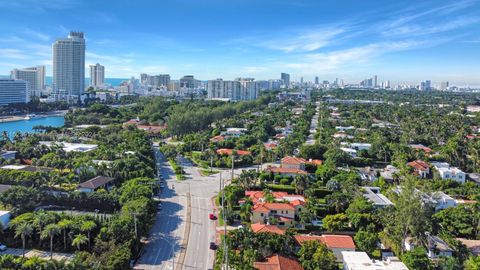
<box><xmin>10</xmin><ymin>66</ymin><xmax>45</xmax><ymax>97</ymax></box>
<box><xmin>207</xmin><ymin>78</ymin><xmax>258</xmax><ymax>101</ymax></box>
<box><xmin>53</xmin><ymin>31</ymin><xmax>85</xmax><ymax>99</ymax></box>
<box><xmin>89</xmin><ymin>63</ymin><xmax>105</xmax><ymax>88</ymax></box>
<box><xmin>0</xmin><ymin>79</ymin><xmax>29</xmax><ymax>105</ymax></box>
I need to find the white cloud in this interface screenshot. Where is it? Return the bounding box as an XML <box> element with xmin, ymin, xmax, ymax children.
<box><xmin>0</xmin><ymin>49</ymin><xmax>29</xmax><ymax>60</ymax></box>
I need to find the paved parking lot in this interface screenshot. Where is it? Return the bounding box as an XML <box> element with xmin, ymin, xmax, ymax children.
<box><xmin>1</xmin><ymin>248</ymin><xmax>74</xmax><ymax>261</ymax></box>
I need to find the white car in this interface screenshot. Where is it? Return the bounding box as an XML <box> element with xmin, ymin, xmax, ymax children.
<box><xmin>0</xmin><ymin>244</ymin><xmax>7</xmax><ymax>251</ymax></box>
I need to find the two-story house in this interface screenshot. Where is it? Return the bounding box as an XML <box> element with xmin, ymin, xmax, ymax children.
<box><xmin>251</xmin><ymin>201</ymin><xmax>305</xmax><ymax>228</ymax></box>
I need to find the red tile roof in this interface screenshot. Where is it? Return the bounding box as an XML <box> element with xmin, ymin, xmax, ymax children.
<box><xmin>210</xmin><ymin>135</ymin><xmax>225</xmax><ymax>142</ymax></box>
<box><xmin>252</xmin><ymin>202</ymin><xmax>295</xmax><ymax>212</ymax></box>
<box><xmin>216</xmin><ymin>148</ymin><xmax>252</xmax><ymax>156</ymax></box>
<box><xmin>306</xmin><ymin>159</ymin><xmax>323</xmax><ymax>166</ymax></box>
<box><xmin>410</xmin><ymin>144</ymin><xmax>432</xmax><ymax>153</ymax></box>
<box><xmin>281</xmin><ymin>156</ymin><xmax>307</xmax><ymax>165</ymax></box>
<box><xmin>294</xmin><ymin>234</ymin><xmax>356</xmax><ymax>249</ymax></box>
<box><xmin>290</xmin><ymin>199</ymin><xmax>306</xmax><ymax>207</ymax></box>
<box><xmin>253</xmin><ymin>254</ymin><xmax>303</xmax><ymax>270</ymax></box>
<box><xmin>251</xmin><ymin>223</ymin><xmax>286</xmax><ymax>235</ymax></box>
<box><xmin>407</xmin><ymin>160</ymin><xmax>430</xmax><ymax>171</ymax></box>
<box><xmin>265</xmin><ymin>167</ymin><xmax>308</xmax><ymax>175</ymax></box>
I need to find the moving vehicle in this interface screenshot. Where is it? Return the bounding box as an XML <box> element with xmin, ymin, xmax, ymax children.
<box><xmin>209</xmin><ymin>213</ymin><xmax>217</xmax><ymax>220</ymax></box>
<box><xmin>209</xmin><ymin>242</ymin><xmax>217</xmax><ymax>250</ymax></box>
<box><xmin>157</xmin><ymin>203</ymin><xmax>162</xmax><ymax>211</ymax></box>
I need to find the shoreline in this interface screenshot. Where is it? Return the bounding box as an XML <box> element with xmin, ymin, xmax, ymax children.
<box><xmin>0</xmin><ymin>111</ymin><xmax>67</xmax><ymax>123</ymax></box>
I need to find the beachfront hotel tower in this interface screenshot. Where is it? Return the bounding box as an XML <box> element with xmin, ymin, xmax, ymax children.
<box><xmin>52</xmin><ymin>31</ymin><xmax>85</xmax><ymax>100</ymax></box>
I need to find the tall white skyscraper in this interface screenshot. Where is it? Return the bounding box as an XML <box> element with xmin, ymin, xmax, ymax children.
<box><xmin>53</xmin><ymin>31</ymin><xmax>85</xmax><ymax>99</ymax></box>
<box><xmin>89</xmin><ymin>63</ymin><xmax>105</xmax><ymax>88</ymax></box>
<box><xmin>10</xmin><ymin>66</ymin><xmax>45</xmax><ymax>97</ymax></box>
<box><xmin>281</xmin><ymin>73</ymin><xmax>290</xmax><ymax>87</ymax></box>
<box><xmin>207</xmin><ymin>78</ymin><xmax>257</xmax><ymax>101</ymax></box>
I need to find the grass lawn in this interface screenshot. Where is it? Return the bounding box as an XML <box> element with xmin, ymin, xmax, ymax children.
<box><xmin>200</xmin><ymin>169</ymin><xmax>220</xmax><ymax>176</ymax></box>
<box><xmin>168</xmin><ymin>159</ymin><xmax>186</xmax><ymax>180</ymax></box>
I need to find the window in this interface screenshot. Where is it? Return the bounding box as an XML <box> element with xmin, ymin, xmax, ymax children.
<box><xmin>260</xmin><ymin>213</ymin><xmax>264</xmax><ymax>217</ymax></box>
<box><xmin>271</xmin><ymin>210</ymin><xmax>277</xmax><ymax>214</ymax></box>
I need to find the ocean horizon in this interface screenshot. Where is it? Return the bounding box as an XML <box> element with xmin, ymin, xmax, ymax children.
<box><xmin>1</xmin><ymin>75</ymin><xmax>128</xmax><ymax>87</ymax></box>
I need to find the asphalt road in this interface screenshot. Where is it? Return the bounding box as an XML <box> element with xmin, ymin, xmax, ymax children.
<box><xmin>135</xmin><ymin>147</ymin><xmax>255</xmax><ymax>270</ymax></box>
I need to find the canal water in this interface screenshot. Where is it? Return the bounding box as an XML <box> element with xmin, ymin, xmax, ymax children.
<box><xmin>0</xmin><ymin>116</ymin><xmax>65</xmax><ymax>139</ymax></box>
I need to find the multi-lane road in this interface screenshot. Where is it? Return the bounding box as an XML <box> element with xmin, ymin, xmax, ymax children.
<box><xmin>135</xmin><ymin>146</ymin><xmax>253</xmax><ymax>270</ymax></box>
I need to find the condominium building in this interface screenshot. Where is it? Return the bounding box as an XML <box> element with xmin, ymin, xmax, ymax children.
<box><xmin>207</xmin><ymin>78</ymin><xmax>258</xmax><ymax>101</ymax></box>
<box><xmin>89</xmin><ymin>63</ymin><xmax>105</xmax><ymax>88</ymax></box>
<box><xmin>52</xmin><ymin>31</ymin><xmax>86</xmax><ymax>99</ymax></box>
<box><xmin>179</xmin><ymin>75</ymin><xmax>197</xmax><ymax>89</ymax></box>
<box><xmin>10</xmin><ymin>66</ymin><xmax>45</xmax><ymax>97</ymax></box>
<box><xmin>0</xmin><ymin>79</ymin><xmax>29</xmax><ymax>106</ymax></box>
<box><xmin>281</xmin><ymin>72</ymin><xmax>290</xmax><ymax>87</ymax></box>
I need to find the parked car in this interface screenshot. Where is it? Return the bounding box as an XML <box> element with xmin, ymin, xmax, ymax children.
<box><xmin>209</xmin><ymin>242</ymin><xmax>217</xmax><ymax>250</ymax></box>
<box><xmin>209</xmin><ymin>213</ymin><xmax>217</xmax><ymax>220</ymax></box>
<box><xmin>0</xmin><ymin>244</ymin><xmax>7</xmax><ymax>251</ymax></box>
<box><xmin>157</xmin><ymin>204</ymin><xmax>162</xmax><ymax>211</ymax></box>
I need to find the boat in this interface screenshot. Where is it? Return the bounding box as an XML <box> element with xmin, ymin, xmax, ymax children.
<box><xmin>24</xmin><ymin>114</ymin><xmax>37</xmax><ymax>120</ymax></box>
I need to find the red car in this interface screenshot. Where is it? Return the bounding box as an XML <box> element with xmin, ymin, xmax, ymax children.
<box><xmin>209</xmin><ymin>213</ymin><xmax>217</xmax><ymax>220</ymax></box>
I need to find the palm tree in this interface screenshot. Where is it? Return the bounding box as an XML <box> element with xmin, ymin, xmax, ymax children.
<box><xmin>33</xmin><ymin>211</ymin><xmax>51</xmax><ymax>246</ymax></box>
<box><xmin>14</xmin><ymin>222</ymin><xmax>33</xmax><ymax>258</ymax></box>
<box><xmin>239</xmin><ymin>201</ymin><xmax>252</xmax><ymax>222</ymax></box>
<box><xmin>41</xmin><ymin>224</ymin><xmax>60</xmax><ymax>259</ymax></box>
<box><xmin>294</xmin><ymin>175</ymin><xmax>308</xmax><ymax>195</ymax></box>
<box><xmin>71</xmin><ymin>234</ymin><xmax>88</xmax><ymax>251</ymax></box>
<box><xmin>57</xmin><ymin>219</ymin><xmax>73</xmax><ymax>251</ymax></box>
<box><xmin>80</xmin><ymin>221</ymin><xmax>97</xmax><ymax>249</ymax></box>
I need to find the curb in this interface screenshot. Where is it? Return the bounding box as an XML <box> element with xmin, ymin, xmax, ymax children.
<box><xmin>176</xmin><ymin>192</ymin><xmax>191</xmax><ymax>270</ymax></box>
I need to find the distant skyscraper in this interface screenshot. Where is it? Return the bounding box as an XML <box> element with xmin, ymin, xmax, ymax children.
<box><xmin>180</xmin><ymin>75</ymin><xmax>196</xmax><ymax>89</ymax></box>
<box><xmin>281</xmin><ymin>73</ymin><xmax>290</xmax><ymax>87</ymax></box>
<box><xmin>315</xmin><ymin>76</ymin><xmax>319</xmax><ymax>85</ymax></box>
<box><xmin>89</xmin><ymin>63</ymin><xmax>105</xmax><ymax>88</ymax></box>
<box><xmin>10</xmin><ymin>65</ymin><xmax>45</xmax><ymax>97</ymax></box>
<box><xmin>300</xmin><ymin>77</ymin><xmax>304</xmax><ymax>84</ymax></box>
<box><xmin>440</xmin><ymin>81</ymin><xmax>449</xmax><ymax>91</ymax></box>
<box><xmin>0</xmin><ymin>79</ymin><xmax>28</xmax><ymax>105</ymax></box>
<box><xmin>52</xmin><ymin>31</ymin><xmax>86</xmax><ymax>99</ymax></box>
<box><xmin>374</xmin><ymin>75</ymin><xmax>378</xmax><ymax>88</ymax></box>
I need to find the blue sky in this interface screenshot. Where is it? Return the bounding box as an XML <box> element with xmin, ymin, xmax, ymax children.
<box><xmin>1</xmin><ymin>0</ymin><xmax>480</xmax><ymax>85</ymax></box>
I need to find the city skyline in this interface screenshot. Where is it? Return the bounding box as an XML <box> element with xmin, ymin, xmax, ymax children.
<box><xmin>1</xmin><ymin>0</ymin><xmax>480</xmax><ymax>85</ymax></box>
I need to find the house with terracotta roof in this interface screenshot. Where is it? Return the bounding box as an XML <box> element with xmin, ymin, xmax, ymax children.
<box><xmin>407</xmin><ymin>160</ymin><xmax>430</xmax><ymax>178</ymax></box>
<box><xmin>265</xmin><ymin>166</ymin><xmax>308</xmax><ymax>177</ymax></box>
<box><xmin>251</xmin><ymin>201</ymin><xmax>304</xmax><ymax>228</ymax></box>
<box><xmin>210</xmin><ymin>135</ymin><xmax>225</xmax><ymax>143</ymax></box>
<box><xmin>253</xmin><ymin>254</ymin><xmax>303</xmax><ymax>270</ymax></box>
<box><xmin>244</xmin><ymin>191</ymin><xmax>305</xmax><ymax>204</ymax></box>
<box><xmin>264</xmin><ymin>142</ymin><xmax>278</xmax><ymax>151</ymax></box>
<box><xmin>293</xmin><ymin>234</ymin><xmax>356</xmax><ymax>261</ymax></box>
<box><xmin>409</xmin><ymin>144</ymin><xmax>432</xmax><ymax>153</ymax></box>
<box><xmin>216</xmin><ymin>148</ymin><xmax>251</xmax><ymax>156</ymax></box>
<box><xmin>281</xmin><ymin>156</ymin><xmax>322</xmax><ymax>170</ymax></box>
<box><xmin>250</xmin><ymin>223</ymin><xmax>286</xmax><ymax>235</ymax></box>
<box><xmin>281</xmin><ymin>156</ymin><xmax>308</xmax><ymax>170</ymax></box>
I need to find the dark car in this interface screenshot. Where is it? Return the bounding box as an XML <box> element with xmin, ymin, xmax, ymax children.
<box><xmin>209</xmin><ymin>242</ymin><xmax>217</xmax><ymax>250</ymax></box>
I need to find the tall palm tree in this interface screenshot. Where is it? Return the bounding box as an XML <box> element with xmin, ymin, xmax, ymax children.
<box><xmin>14</xmin><ymin>222</ymin><xmax>33</xmax><ymax>258</ymax></box>
<box><xmin>294</xmin><ymin>175</ymin><xmax>308</xmax><ymax>195</ymax></box>
<box><xmin>80</xmin><ymin>221</ymin><xmax>97</xmax><ymax>249</ymax></box>
<box><xmin>41</xmin><ymin>224</ymin><xmax>60</xmax><ymax>259</ymax></box>
<box><xmin>71</xmin><ymin>234</ymin><xmax>88</xmax><ymax>251</ymax></box>
<box><xmin>33</xmin><ymin>211</ymin><xmax>51</xmax><ymax>246</ymax></box>
<box><xmin>57</xmin><ymin>219</ymin><xmax>73</xmax><ymax>251</ymax></box>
